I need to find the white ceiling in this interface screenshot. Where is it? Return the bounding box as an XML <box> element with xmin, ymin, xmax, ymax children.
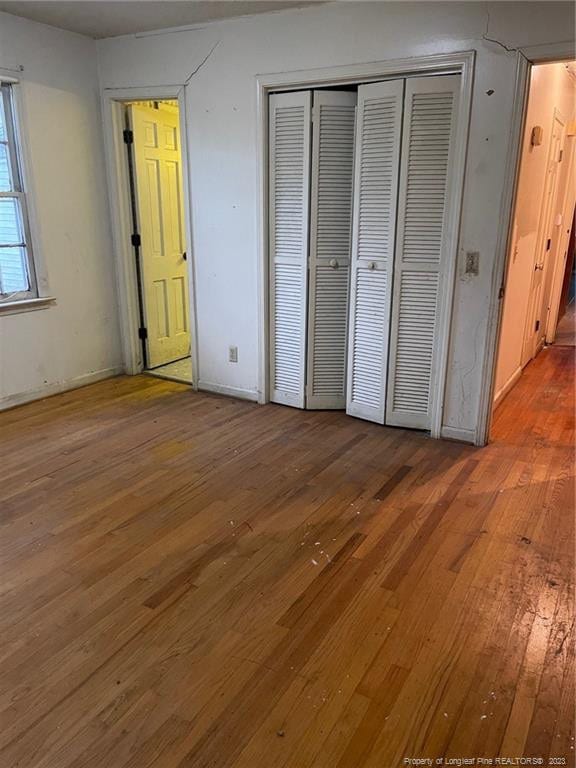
<box><xmin>0</xmin><ymin>0</ymin><xmax>323</xmax><ymax>38</ymax></box>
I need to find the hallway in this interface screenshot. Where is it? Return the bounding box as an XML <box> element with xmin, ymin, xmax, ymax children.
<box><xmin>555</xmin><ymin>301</ymin><xmax>576</xmax><ymax>347</ymax></box>
<box><xmin>0</xmin><ymin>347</ymin><xmax>573</xmax><ymax>767</ymax></box>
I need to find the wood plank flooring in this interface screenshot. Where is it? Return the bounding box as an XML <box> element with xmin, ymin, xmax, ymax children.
<box><xmin>0</xmin><ymin>346</ymin><xmax>574</xmax><ymax>767</ymax></box>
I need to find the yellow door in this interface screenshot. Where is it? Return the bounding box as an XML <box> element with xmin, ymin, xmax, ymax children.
<box><xmin>130</xmin><ymin>103</ymin><xmax>190</xmax><ymax>369</ymax></box>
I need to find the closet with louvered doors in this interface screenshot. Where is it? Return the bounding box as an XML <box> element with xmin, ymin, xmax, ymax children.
<box><xmin>346</xmin><ymin>73</ymin><xmax>460</xmax><ymax>429</ymax></box>
<box><xmin>269</xmin><ymin>89</ymin><xmax>357</xmax><ymax>410</ymax></box>
<box><xmin>269</xmin><ymin>73</ymin><xmax>461</xmax><ymax>430</ymax></box>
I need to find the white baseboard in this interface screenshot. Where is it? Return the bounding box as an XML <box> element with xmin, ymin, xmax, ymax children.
<box><xmin>493</xmin><ymin>366</ymin><xmax>522</xmax><ymax>410</ymax></box>
<box><xmin>198</xmin><ymin>380</ymin><xmax>259</xmax><ymax>402</ymax></box>
<box><xmin>440</xmin><ymin>425</ymin><xmax>476</xmax><ymax>444</ymax></box>
<box><xmin>0</xmin><ymin>365</ymin><xmax>123</xmax><ymax>412</ymax></box>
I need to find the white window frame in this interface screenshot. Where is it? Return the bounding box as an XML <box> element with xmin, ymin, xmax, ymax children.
<box><xmin>0</xmin><ymin>79</ymin><xmax>38</xmax><ymax>302</ymax></box>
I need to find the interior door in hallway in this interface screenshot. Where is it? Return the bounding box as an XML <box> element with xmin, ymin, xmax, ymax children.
<box><xmin>129</xmin><ymin>103</ymin><xmax>190</xmax><ymax>369</ymax></box>
<box><xmin>522</xmin><ymin>110</ymin><xmax>565</xmax><ymax>365</ymax></box>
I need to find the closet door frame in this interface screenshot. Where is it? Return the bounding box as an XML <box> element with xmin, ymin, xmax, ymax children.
<box><xmin>256</xmin><ymin>51</ymin><xmax>474</xmax><ymax>438</ymax></box>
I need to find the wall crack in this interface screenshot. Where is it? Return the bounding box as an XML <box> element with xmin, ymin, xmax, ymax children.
<box><xmin>184</xmin><ymin>40</ymin><xmax>220</xmax><ymax>84</ymax></box>
<box><xmin>482</xmin><ymin>10</ymin><xmax>517</xmax><ymax>53</ymax></box>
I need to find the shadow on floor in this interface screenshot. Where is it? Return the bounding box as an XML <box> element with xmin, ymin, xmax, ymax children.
<box><xmin>147</xmin><ymin>356</ymin><xmax>192</xmax><ymax>384</ymax></box>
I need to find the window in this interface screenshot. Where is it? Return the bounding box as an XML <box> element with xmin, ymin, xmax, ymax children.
<box><xmin>0</xmin><ymin>82</ymin><xmax>37</xmax><ymax>302</ymax></box>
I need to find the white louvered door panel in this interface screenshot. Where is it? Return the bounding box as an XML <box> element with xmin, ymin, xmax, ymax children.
<box><xmin>306</xmin><ymin>91</ymin><xmax>357</xmax><ymax>409</ymax></box>
<box><xmin>269</xmin><ymin>91</ymin><xmax>312</xmax><ymax>407</ymax></box>
<box><xmin>346</xmin><ymin>80</ymin><xmax>404</xmax><ymax>423</ymax></box>
<box><xmin>386</xmin><ymin>75</ymin><xmax>460</xmax><ymax>430</ymax></box>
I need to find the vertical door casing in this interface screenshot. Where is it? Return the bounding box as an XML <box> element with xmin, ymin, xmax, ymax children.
<box><xmin>130</xmin><ymin>103</ymin><xmax>190</xmax><ymax>369</ymax></box>
<box><xmin>306</xmin><ymin>90</ymin><xmax>357</xmax><ymax>409</ymax></box>
<box><xmin>346</xmin><ymin>80</ymin><xmax>405</xmax><ymax>424</ymax></box>
<box><xmin>385</xmin><ymin>75</ymin><xmax>460</xmax><ymax>430</ymax></box>
<box><xmin>269</xmin><ymin>91</ymin><xmax>312</xmax><ymax>408</ymax></box>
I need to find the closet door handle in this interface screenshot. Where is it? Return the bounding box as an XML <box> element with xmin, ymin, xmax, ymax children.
<box><xmin>368</xmin><ymin>261</ymin><xmax>376</xmax><ymax>270</ymax></box>
<box><xmin>329</xmin><ymin>258</ymin><xmax>339</xmax><ymax>269</ymax></box>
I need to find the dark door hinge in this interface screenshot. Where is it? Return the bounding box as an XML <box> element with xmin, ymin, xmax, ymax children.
<box><xmin>123</xmin><ymin>128</ymin><xmax>134</xmax><ymax>144</ymax></box>
<box><xmin>138</xmin><ymin>327</ymin><xmax>148</xmax><ymax>341</ymax></box>
<box><xmin>131</xmin><ymin>233</ymin><xmax>141</xmax><ymax>248</ymax></box>
<box><xmin>498</xmin><ymin>284</ymin><xmax>505</xmax><ymax>300</ymax></box>
<box><xmin>546</xmin><ymin>238</ymin><xmax>551</xmax><ymax>251</ymax></box>
<box><xmin>535</xmin><ymin>320</ymin><xmax>540</xmax><ymax>332</ymax></box>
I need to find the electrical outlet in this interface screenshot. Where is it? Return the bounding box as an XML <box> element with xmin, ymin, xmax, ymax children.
<box><xmin>465</xmin><ymin>251</ymin><xmax>480</xmax><ymax>276</ymax></box>
<box><xmin>228</xmin><ymin>346</ymin><xmax>238</xmax><ymax>363</ymax></box>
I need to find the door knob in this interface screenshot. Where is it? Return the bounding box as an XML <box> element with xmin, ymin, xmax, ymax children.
<box><xmin>368</xmin><ymin>261</ymin><xmax>376</xmax><ymax>270</ymax></box>
<box><xmin>329</xmin><ymin>258</ymin><xmax>339</xmax><ymax>269</ymax></box>
<box><xmin>535</xmin><ymin>262</ymin><xmax>544</xmax><ymax>271</ymax></box>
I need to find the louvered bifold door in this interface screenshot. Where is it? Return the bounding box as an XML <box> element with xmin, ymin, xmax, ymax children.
<box><xmin>306</xmin><ymin>91</ymin><xmax>357</xmax><ymax>409</ymax></box>
<box><xmin>346</xmin><ymin>80</ymin><xmax>404</xmax><ymax>423</ymax></box>
<box><xmin>386</xmin><ymin>75</ymin><xmax>460</xmax><ymax>429</ymax></box>
<box><xmin>269</xmin><ymin>91</ymin><xmax>312</xmax><ymax>407</ymax></box>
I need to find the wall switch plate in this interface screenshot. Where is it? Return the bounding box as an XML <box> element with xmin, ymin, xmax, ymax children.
<box><xmin>465</xmin><ymin>251</ymin><xmax>480</xmax><ymax>276</ymax></box>
<box><xmin>228</xmin><ymin>345</ymin><xmax>238</xmax><ymax>363</ymax></box>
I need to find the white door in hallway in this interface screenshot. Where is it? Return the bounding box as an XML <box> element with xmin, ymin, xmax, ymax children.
<box><xmin>522</xmin><ymin>110</ymin><xmax>566</xmax><ymax>365</ymax></box>
<box><xmin>546</xmin><ymin>139</ymin><xmax>576</xmax><ymax>342</ymax></box>
<box><xmin>130</xmin><ymin>103</ymin><xmax>190</xmax><ymax>369</ymax></box>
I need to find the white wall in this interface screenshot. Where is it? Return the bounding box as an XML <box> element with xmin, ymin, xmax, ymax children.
<box><xmin>0</xmin><ymin>12</ymin><xmax>121</xmax><ymax>409</ymax></box>
<box><xmin>97</xmin><ymin>1</ymin><xmax>575</xmax><ymax>440</ymax></box>
<box><xmin>495</xmin><ymin>61</ymin><xmax>576</xmax><ymax>402</ymax></box>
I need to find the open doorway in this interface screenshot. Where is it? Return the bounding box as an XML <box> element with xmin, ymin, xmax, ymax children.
<box><xmin>124</xmin><ymin>99</ymin><xmax>192</xmax><ymax>384</ymax></box>
<box><xmin>553</xmin><ymin>208</ymin><xmax>576</xmax><ymax>346</ymax></box>
<box><xmin>492</xmin><ymin>60</ymin><xmax>576</xmax><ymax>418</ymax></box>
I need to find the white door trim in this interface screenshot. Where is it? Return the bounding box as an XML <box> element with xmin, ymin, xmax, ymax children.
<box><xmin>256</xmin><ymin>51</ymin><xmax>475</xmax><ymax>439</ymax></box>
<box><xmin>476</xmin><ymin>41</ymin><xmax>576</xmax><ymax>447</ymax></box>
<box><xmin>101</xmin><ymin>85</ymin><xmax>199</xmax><ymax>387</ymax></box>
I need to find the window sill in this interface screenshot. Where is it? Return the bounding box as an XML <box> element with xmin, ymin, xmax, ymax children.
<box><xmin>0</xmin><ymin>296</ymin><xmax>56</xmax><ymax>316</ymax></box>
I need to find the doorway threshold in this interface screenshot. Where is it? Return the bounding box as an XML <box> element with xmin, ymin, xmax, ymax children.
<box><xmin>146</xmin><ymin>357</ymin><xmax>192</xmax><ymax>385</ymax></box>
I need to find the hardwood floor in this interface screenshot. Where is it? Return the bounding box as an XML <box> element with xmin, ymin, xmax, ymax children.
<box><xmin>0</xmin><ymin>347</ymin><xmax>573</xmax><ymax>767</ymax></box>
